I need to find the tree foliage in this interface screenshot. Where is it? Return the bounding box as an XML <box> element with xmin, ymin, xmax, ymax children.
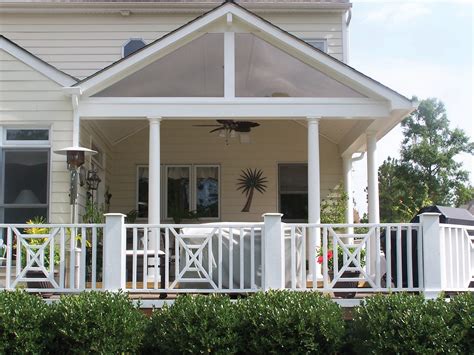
<box><xmin>379</xmin><ymin>98</ymin><xmax>474</xmax><ymax>222</ymax></box>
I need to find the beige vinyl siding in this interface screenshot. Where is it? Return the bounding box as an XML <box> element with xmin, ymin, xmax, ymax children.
<box><xmin>0</xmin><ymin>50</ymin><xmax>73</xmax><ymax>223</ymax></box>
<box><xmin>0</xmin><ymin>12</ymin><xmax>343</xmax><ymax>79</ymax></box>
<box><xmin>108</xmin><ymin>120</ymin><xmax>342</xmax><ymax>222</ymax></box>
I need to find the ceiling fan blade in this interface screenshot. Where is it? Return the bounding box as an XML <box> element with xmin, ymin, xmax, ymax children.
<box><xmin>192</xmin><ymin>125</ymin><xmax>222</xmax><ymax>127</ymax></box>
<box><xmin>209</xmin><ymin>127</ymin><xmax>225</xmax><ymax>133</ymax></box>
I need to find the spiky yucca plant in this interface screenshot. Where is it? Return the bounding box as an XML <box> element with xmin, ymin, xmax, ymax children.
<box><xmin>236</xmin><ymin>168</ymin><xmax>268</xmax><ymax>212</ymax></box>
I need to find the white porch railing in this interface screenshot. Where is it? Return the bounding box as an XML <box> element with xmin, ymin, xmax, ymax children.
<box><xmin>0</xmin><ymin>224</ymin><xmax>104</xmax><ymax>292</ymax></box>
<box><xmin>0</xmin><ymin>212</ymin><xmax>473</xmax><ymax>297</ymax></box>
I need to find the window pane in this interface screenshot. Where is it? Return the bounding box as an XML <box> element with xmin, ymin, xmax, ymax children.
<box><xmin>123</xmin><ymin>39</ymin><xmax>146</xmax><ymax>57</ymax></box>
<box><xmin>305</xmin><ymin>39</ymin><xmax>326</xmax><ymax>52</ymax></box>
<box><xmin>167</xmin><ymin>167</ymin><xmax>190</xmax><ymax>218</ymax></box>
<box><xmin>4</xmin><ymin>150</ymin><xmax>49</xmax><ymax>204</ymax></box>
<box><xmin>196</xmin><ymin>167</ymin><xmax>219</xmax><ymax>218</ymax></box>
<box><xmin>95</xmin><ymin>34</ymin><xmax>224</xmax><ymax>97</ymax></box>
<box><xmin>279</xmin><ymin>164</ymin><xmax>307</xmax><ymax>192</ymax></box>
<box><xmin>6</xmin><ymin>129</ymin><xmax>49</xmax><ymax>141</ymax></box>
<box><xmin>137</xmin><ymin>167</ymin><xmax>148</xmax><ymax>218</ymax></box>
<box><xmin>280</xmin><ymin>194</ymin><xmax>308</xmax><ymax>221</ymax></box>
<box><xmin>4</xmin><ymin>207</ymin><xmax>48</xmax><ymax>224</ymax></box>
<box><xmin>236</xmin><ymin>34</ymin><xmax>364</xmax><ymax>98</ymax></box>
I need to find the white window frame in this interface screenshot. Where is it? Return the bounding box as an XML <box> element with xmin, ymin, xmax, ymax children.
<box><xmin>304</xmin><ymin>39</ymin><xmax>328</xmax><ymax>53</ymax></box>
<box><xmin>0</xmin><ymin>126</ymin><xmax>52</xmax><ymax>223</ymax></box>
<box><xmin>122</xmin><ymin>38</ymin><xmax>146</xmax><ymax>58</ymax></box>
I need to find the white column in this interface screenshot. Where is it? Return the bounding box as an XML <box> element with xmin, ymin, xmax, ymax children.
<box><xmin>342</xmin><ymin>155</ymin><xmax>354</xmax><ymax>230</ymax></box>
<box><xmin>366</xmin><ymin>132</ymin><xmax>380</xmax><ymax>224</ymax></box>
<box><xmin>307</xmin><ymin>117</ymin><xmax>321</xmax><ymax>280</ymax></box>
<box><xmin>366</xmin><ymin>131</ymin><xmax>379</xmax><ymax>276</ymax></box>
<box><xmin>262</xmin><ymin>213</ymin><xmax>284</xmax><ymax>290</ymax></box>
<box><xmin>420</xmin><ymin>212</ymin><xmax>442</xmax><ymax>299</ymax></box>
<box><xmin>148</xmin><ymin>117</ymin><xmax>162</xmax><ymax>224</ymax></box>
<box><xmin>103</xmin><ymin>213</ymin><xmax>126</xmax><ymax>290</ymax></box>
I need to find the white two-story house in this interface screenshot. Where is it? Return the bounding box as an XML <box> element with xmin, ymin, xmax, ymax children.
<box><xmin>2</xmin><ymin>0</ymin><xmax>470</xmax><ymax>299</ymax></box>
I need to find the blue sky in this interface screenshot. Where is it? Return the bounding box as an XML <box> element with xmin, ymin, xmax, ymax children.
<box><xmin>347</xmin><ymin>0</ymin><xmax>473</xmax><ymax>214</ymax></box>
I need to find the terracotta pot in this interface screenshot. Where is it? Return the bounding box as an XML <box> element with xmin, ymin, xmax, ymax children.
<box><xmin>328</xmin><ymin>270</ymin><xmax>359</xmax><ymax>298</ymax></box>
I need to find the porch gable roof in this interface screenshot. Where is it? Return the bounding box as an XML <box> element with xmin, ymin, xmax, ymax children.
<box><xmin>70</xmin><ymin>1</ymin><xmax>414</xmax><ymax>110</ymax></box>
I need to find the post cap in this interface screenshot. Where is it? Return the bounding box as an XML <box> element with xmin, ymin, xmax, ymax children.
<box><xmin>262</xmin><ymin>213</ymin><xmax>284</xmax><ymax>218</ymax></box>
<box><xmin>104</xmin><ymin>213</ymin><xmax>127</xmax><ymax>218</ymax></box>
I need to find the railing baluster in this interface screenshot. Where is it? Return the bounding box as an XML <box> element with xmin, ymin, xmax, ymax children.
<box><xmin>323</xmin><ymin>227</ymin><xmax>328</xmax><ymax>290</ymax></box>
<box><xmin>455</xmin><ymin>228</ymin><xmax>460</xmax><ymax>288</ymax></box>
<box><xmin>229</xmin><ymin>228</ymin><xmax>233</xmax><ymax>290</ymax></box>
<box><xmin>250</xmin><ymin>228</ymin><xmax>255</xmax><ymax>289</ymax></box>
<box><xmin>447</xmin><ymin>227</ymin><xmax>452</xmax><ymax>288</ymax></box>
<box><xmin>80</xmin><ymin>227</ymin><xmax>86</xmax><ymax>289</ymax></box>
<box><xmin>16</xmin><ymin>229</ymin><xmax>21</xmax><ymax>280</ymax></box>
<box><xmin>396</xmin><ymin>226</ymin><xmax>402</xmax><ymax>290</ymax></box>
<box><xmin>174</xmin><ymin>228</ymin><xmax>179</xmax><ymax>290</ymax></box>
<box><xmin>209</xmin><ymin>229</ymin><xmax>213</xmax><ymax>284</ymax></box>
<box><xmin>143</xmin><ymin>227</ymin><xmax>148</xmax><ymax>290</ymax></box>
<box><xmin>386</xmin><ymin>226</ymin><xmax>391</xmax><ymax>290</ymax></box>
<box><xmin>165</xmin><ymin>228</ymin><xmax>169</xmax><ymax>290</ymax></box>
<box><xmin>240</xmin><ymin>228</ymin><xmax>244</xmax><ymax>290</ymax></box>
<box><xmin>290</xmin><ymin>226</ymin><xmax>296</xmax><ymax>289</ymax></box>
<box><xmin>218</xmin><ymin>228</ymin><xmax>223</xmax><ymax>290</ymax></box>
<box><xmin>69</xmin><ymin>227</ymin><xmax>75</xmax><ymax>290</ymax></box>
<box><xmin>407</xmin><ymin>226</ymin><xmax>413</xmax><ymax>289</ymax></box>
<box><xmin>154</xmin><ymin>227</ymin><xmax>159</xmax><ymax>290</ymax></box>
<box><xmin>301</xmin><ymin>227</ymin><xmax>306</xmax><ymax>290</ymax></box>
<box><xmin>417</xmin><ymin>225</ymin><xmax>423</xmax><ymax>289</ymax></box>
<box><xmin>375</xmin><ymin>226</ymin><xmax>381</xmax><ymax>289</ymax></box>
<box><xmin>91</xmin><ymin>227</ymin><xmax>97</xmax><ymax>289</ymax></box>
<box><xmin>6</xmin><ymin>227</ymin><xmax>12</xmax><ymax>289</ymax></box>
<box><xmin>132</xmin><ymin>228</ymin><xmax>137</xmax><ymax>290</ymax></box>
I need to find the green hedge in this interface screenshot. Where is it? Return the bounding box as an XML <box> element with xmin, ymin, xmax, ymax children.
<box><xmin>144</xmin><ymin>294</ymin><xmax>238</xmax><ymax>354</ymax></box>
<box><xmin>44</xmin><ymin>291</ymin><xmax>145</xmax><ymax>354</ymax></box>
<box><xmin>236</xmin><ymin>291</ymin><xmax>345</xmax><ymax>354</ymax></box>
<box><xmin>0</xmin><ymin>290</ymin><xmax>49</xmax><ymax>354</ymax></box>
<box><xmin>351</xmin><ymin>293</ymin><xmax>462</xmax><ymax>354</ymax></box>
<box><xmin>0</xmin><ymin>290</ymin><xmax>472</xmax><ymax>355</ymax></box>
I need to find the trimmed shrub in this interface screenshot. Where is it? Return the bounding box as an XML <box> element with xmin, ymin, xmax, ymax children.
<box><xmin>44</xmin><ymin>291</ymin><xmax>145</xmax><ymax>354</ymax></box>
<box><xmin>449</xmin><ymin>292</ymin><xmax>474</xmax><ymax>353</ymax></box>
<box><xmin>0</xmin><ymin>290</ymin><xmax>49</xmax><ymax>354</ymax></box>
<box><xmin>143</xmin><ymin>294</ymin><xmax>238</xmax><ymax>354</ymax></box>
<box><xmin>351</xmin><ymin>293</ymin><xmax>460</xmax><ymax>354</ymax></box>
<box><xmin>235</xmin><ymin>291</ymin><xmax>345</xmax><ymax>354</ymax></box>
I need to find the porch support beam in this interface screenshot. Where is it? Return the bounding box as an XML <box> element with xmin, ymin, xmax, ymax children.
<box><xmin>366</xmin><ymin>131</ymin><xmax>379</xmax><ymax>276</ymax></box>
<box><xmin>307</xmin><ymin>116</ymin><xmax>321</xmax><ymax>280</ymax></box>
<box><xmin>148</xmin><ymin>117</ymin><xmax>162</xmax><ymax>225</ymax></box>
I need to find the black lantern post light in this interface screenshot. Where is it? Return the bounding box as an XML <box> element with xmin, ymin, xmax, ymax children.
<box><xmin>86</xmin><ymin>168</ymin><xmax>101</xmax><ymax>205</ymax></box>
<box><xmin>55</xmin><ymin>147</ymin><xmax>97</xmax><ymax>223</ymax></box>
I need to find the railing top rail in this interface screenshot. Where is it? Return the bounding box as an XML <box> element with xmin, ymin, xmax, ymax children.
<box><xmin>284</xmin><ymin>223</ymin><xmax>421</xmax><ymax>228</ymax></box>
<box><xmin>125</xmin><ymin>223</ymin><xmax>264</xmax><ymax>228</ymax></box>
<box><xmin>0</xmin><ymin>223</ymin><xmax>105</xmax><ymax>228</ymax></box>
<box><xmin>439</xmin><ymin>223</ymin><xmax>474</xmax><ymax>230</ymax></box>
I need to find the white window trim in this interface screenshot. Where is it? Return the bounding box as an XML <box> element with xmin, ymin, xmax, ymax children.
<box><xmin>122</xmin><ymin>38</ymin><xmax>146</xmax><ymax>58</ymax></box>
<box><xmin>3</xmin><ymin>127</ymin><xmax>51</xmax><ymax>147</ymax></box>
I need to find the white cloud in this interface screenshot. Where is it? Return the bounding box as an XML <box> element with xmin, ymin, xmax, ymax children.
<box><xmin>361</xmin><ymin>2</ymin><xmax>431</xmax><ymax>24</ymax></box>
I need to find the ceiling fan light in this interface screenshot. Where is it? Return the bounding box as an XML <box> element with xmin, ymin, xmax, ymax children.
<box><xmin>230</xmin><ymin>130</ymin><xmax>236</xmax><ymax>138</ymax></box>
<box><xmin>239</xmin><ymin>132</ymin><xmax>251</xmax><ymax>144</ymax></box>
<box><xmin>218</xmin><ymin>130</ymin><xmax>226</xmax><ymax>138</ymax></box>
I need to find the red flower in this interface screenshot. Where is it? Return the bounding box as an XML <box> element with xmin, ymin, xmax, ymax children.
<box><xmin>317</xmin><ymin>250</ymin><xmax>334</xmax><ymax>264</ymax></box>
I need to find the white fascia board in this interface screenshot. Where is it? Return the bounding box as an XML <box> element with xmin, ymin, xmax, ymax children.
<box><xmin>78</xmin><ymin>97</ymin><xmax>390</xmax><ymax>118</ymax></box>
<box><xmin>0</xmin><ymin>36</ymin><xmax>76</xmax><ymax>87</ymax></box>
<box><xmin>76</xmin><ymin>4</ymin><xmax>231</xmax><ymax>96</ymax></box>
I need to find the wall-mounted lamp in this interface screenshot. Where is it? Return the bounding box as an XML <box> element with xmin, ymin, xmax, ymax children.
<box><xmin>86</xmin><ymin>168</ymin><xmax>101</xmax><ymax>205</ymax></box>
<box><xmin>55</xmin><ymin>146</ymin><xmax>96</xmax><ymax>222</ymax></box>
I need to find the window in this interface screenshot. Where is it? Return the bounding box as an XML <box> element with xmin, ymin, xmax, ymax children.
<box><xmin>122</xmin><ymin>39</ymin><xmax>146</xmax><ymax>58</ymax></box>
<box><xmin>279</xmin><ymin>164</ymin><xmax>308</xmax><ymax>222</ymax></box>
<box><xmin>136</xmin><ymin>164</ymin><xmax>220</xmax><ymax>220</ymax></box>
<box><xmin>305</xmin><ymin>39</ymin><xmax>327</xmax><ymax>53</ymax></box>
<box><xmin>0</xmin><ymin>128</ymin><xmax>50</xmax><ymax>223</ymax></box>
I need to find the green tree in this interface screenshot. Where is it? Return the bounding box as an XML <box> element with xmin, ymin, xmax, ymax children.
<box><xmin>379</xmin><ymin>98</ymin><xmax>474</xmax><ymax>222</ymax></box>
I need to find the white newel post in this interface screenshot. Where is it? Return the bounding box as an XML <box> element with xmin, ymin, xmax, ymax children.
<box><xmin>420</xmin><ymin>212</ymin><xmax>443</xmax><ymax>299</ymax></box>
<box><xmin>263</xmin><ymin>213</ymin><xmax>284</xmax><ymax>290</ymax></box>
<box><xmin>103</xmin><ymin>213</ymin><xmax>126</xmax><ymax>290</ymax></box>
<box><xmin>366</xmin><ymin>132</ymin><xmax>379</xmax><ymax>276</ymax></box>
<box><xmin>307</xmin><ymin>117</ymin><xmax>321</xmax><ymax>281</ymax></box>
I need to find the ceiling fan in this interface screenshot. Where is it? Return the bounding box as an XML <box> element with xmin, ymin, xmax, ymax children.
<box><xmin>193</xmin><ymin>120</ymin><xmax>260</xmax><ymax>145</ymax></box>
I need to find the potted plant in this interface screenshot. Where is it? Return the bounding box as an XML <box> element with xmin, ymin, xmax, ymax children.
<box><xmin>317</xmin><ymin>245</ymin><xmax>366</xmax><ymax>298</ymax></box>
